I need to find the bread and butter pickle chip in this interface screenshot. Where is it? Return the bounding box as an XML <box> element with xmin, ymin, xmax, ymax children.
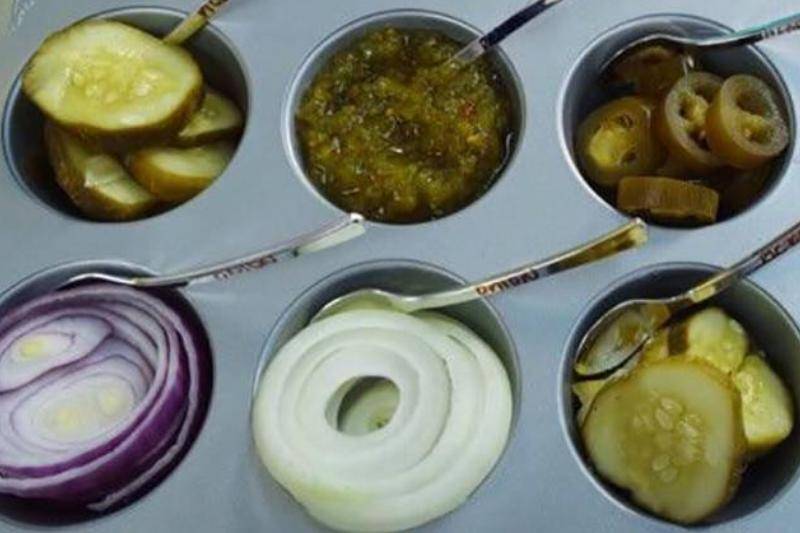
<box><xmin>44</xmin><ymin>122</ymin><xmax>157</xmax><ymax>221</ymax></box>
<box><xmin>656</xmin><ymin>72</ymin><xmax>725</xmax><ymax>173</ymax></box>
<box><xmin>23</xmin><ymin>20</ymin><xmax>203</xmax><ymax>151</ymax></box>
<box><xmin>733</xmin><ymin>354</ymin><xmax>794</xmax><ymax>456</ymax></box>
<box><xmin>670</xmin><ymin>307</ymin><xmax>748</xmax><ymax>375</ymax></box>
<box><xmin>176</xmin><ymin>86</ymin><xmax>243</xmax><ymax>146</ymax></box>
<box><xmin>611</xmin><ymin>45</ymin><xmax>693</xmax><ymax>98</ymax></box>
<box><xmin>127</xmin><ymin>141</ymin><xmax>235</xmax><ymax>202</ymax></box>
<box><xmin>707</xmin><ymin>75</ymin><xmax>789</xmax><ymax>170</ymax></box>
<box><xmin>582</xmin><ymin>358</ymin><xmax>746</xmax><ymax>524</ymax></box>
<box><xmin>576</xmin><ymin>97</ymin><xmax>665</xmax><ymax>187</ymax></box>
<box><xmin>617</xmin><ymin>176</ymin><xmax>719</xmax><ymax>224</ymax></box>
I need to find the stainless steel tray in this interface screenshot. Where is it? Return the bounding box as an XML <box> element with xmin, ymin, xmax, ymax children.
<box><xmin>1</xmin><ymin>0</ymin><xmax>800</xmax><ymax>532</ymax></box>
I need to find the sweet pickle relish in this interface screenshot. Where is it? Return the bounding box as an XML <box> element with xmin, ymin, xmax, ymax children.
<box><xmin>296</xmin><ymin>28</ymin><xmax>514</xmax><ymax>223</ymax></box>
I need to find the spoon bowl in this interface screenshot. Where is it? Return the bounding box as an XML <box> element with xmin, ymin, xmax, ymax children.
<box><xmin>574</xmin><ymin>218</ymin><xmax>800</xmax><ymax>377</ymax></box>
<box><xmin>311</xmin><ymin>219</ymin><xmax>648</xmax><ymax>322</ymax></box>
<box><xmin>602</xmin><ymin>13</ymin><xmax>800</xmax><ymax>74</ymax></box>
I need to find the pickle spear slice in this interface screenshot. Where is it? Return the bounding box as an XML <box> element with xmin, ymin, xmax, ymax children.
<box><xmin>127</xmin><ymin>141</ymin><xmax>235</xmax><ymax>202</ymax></box>
<box><xmin>44</xmin><ymin>122</ymin><xmax>157</xmax><ymax>221</ymax></box>
<box><xmin>671</xmin><ymin>307</ymin><xmax>748</xmax><ymax>375</ymax></box>
<box><xmin>24</xmin><ymin>20</ymin><xmax>203</xmax><ymax>150</ymax></box>
<box><xmin>733</xmin><ymin>354</ymin><xmax>794</xmax><ymax>456</ymax></box>
<box><xmin>582</xmin><ymin>358</ymin><xmax>746</xmax><ymax>524</ymax></box>
<box><xmin>617</xmin><ymin>176</ymin><xmax>719</xmax><ymax>225</ymax></box>
<box><xmin>176</xmin><ymin>86</ymin><xmax>243</xmax><ymax>146</ymax></box>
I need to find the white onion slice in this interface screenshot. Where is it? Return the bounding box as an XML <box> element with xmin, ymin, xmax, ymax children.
<box><xmin>252</xmin><ymin>309</ymin><xmax>512</xmax><ymax>532</ymax></box>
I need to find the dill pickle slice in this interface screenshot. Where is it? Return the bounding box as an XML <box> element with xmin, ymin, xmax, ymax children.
<box><xmin>582</xmin><ymin>358</ymin><xmax>746</xmax><ymax>524</ymax></box>
<box><xmin>127</xmin><ymin>141</ymin><xmax>235</xmax><ymax>202</ymax></box>
<box><xmin>641</xmin><ymin>328</ymin><xmax>670</xmax><ymax>364</ymax></box>
<box><xmin>656</xmin><ymin>72</ymin><xmax>725</xmax><ymax>173</ymax></box>
<box><xmin>576</xmin><ymin>97</ymin><xmax>665</xmax><ymax>188</ymax></box>
<box><xmin>44</xmin><ymin>122</ymin><xmax>157</xmax><ymax>221</ymax></box>
<box><xmin>24</xmin><ymin>20</ymin><xmax>203</xmax><ymax>151</ymax></box>
<box><xmin>707</xmin><ymin>75</ymin><xmax>789</xmax><ymax>170</ymax></box>
<box><xmin>670</xmin><ymin>308</ymin><xmax>748</xmax><ymax>375</ymax></box>
<box><xmin>611</xmin><ymin>45</ymin><xmax>693</xmax><ymax>98</ymax></box>
<box><xmin>733</xmin><ymin>354</ymin><xmax>794</xmax><ymax>456</ymax></box>
<box><xmin>573</xmin><ymin>380</ymin><xmax>607</xmax><ymax>427</ymax></box>
<box><xmin>176</xmin><ymin>86</ymin><xmax>244</xmax><ymax>146</ymax></box>
<box><xmin>617</xmin><ymin>176</ymin><xmax>719</xmax><ymax>225</ymax></box>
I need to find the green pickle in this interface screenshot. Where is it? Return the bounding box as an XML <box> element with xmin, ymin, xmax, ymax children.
<box><xmin>296</xmin><ymin>28</ymin><xmax>513</xmax><ymax>223</ymax></box>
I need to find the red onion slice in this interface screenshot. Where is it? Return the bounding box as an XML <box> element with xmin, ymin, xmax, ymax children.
<box><xmin>0</xmin><ymin>284</ymin><xmax>211</xmax><ymax>511</ymax></box>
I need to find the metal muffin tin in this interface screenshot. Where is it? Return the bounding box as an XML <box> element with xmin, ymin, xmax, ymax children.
<box><xmin>1</xmin><ymin>0</ymin><xmax>800</xmax><ymax>531</ymax></box>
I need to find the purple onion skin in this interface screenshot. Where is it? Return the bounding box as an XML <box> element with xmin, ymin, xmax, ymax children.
<box><xmin>0</xmin><ymin>284</ymin><xmax>212</xmax><ymax>512</ymax></box>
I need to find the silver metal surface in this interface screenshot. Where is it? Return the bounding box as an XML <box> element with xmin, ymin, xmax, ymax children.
<box><xmin>63</xmin><ymin>213</ymin><xmax>365</xmax><ymax>289</ymax></box>
<box><xmin>312</xmin><ymin>218</ymin><xmax>646</xmax><ymax>321</ymax></box>
<box><xmin>1</xmin><ymin>1</ymin><xmax>800</xmax><ymax>532</ymax></box>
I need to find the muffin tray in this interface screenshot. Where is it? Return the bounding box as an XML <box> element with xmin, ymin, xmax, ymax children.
<box><xmin>1</xmin><ymin>0</ymin><xmax>800</xmax><ymax>531</ymax></box>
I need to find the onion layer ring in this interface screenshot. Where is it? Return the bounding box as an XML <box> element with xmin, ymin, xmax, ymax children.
<box><xmin>0</xmin><ymin>284</ymin><xmax>211</xmax><ymax>512</ymax></box>
<box><xmin>253</xmin><ymin>309</ymin><xmax>512</xmax><ymax>532</ymax></box>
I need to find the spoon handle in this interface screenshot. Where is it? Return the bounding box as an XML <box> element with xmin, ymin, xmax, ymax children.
<box><xmin>697</xmin><ymin>13</ymin><xmax>800</xmax><ymax>49</ymax></box>
<box><xmin>451</xmin><ymin>0</ymin><xmax>565</xmax><ymax>64</ymax></box>
<box><xmin>126</xmin><ymin>213</ymin><xmax>365</xmax><ymax>289</ymax></box>
<box><xmin>684</xmin><ymin>219</ymin><xmax>800</xmax><ymax>305</ymax></box>
<box><xmin>409</xmin><ymin>218</ymin><xmax>647</xmax><ymax>311</ymax></box>
<box><xmin>163</xmin><ymin>0</ymin><xmax>231</xmax><ymax>45</ymax></box>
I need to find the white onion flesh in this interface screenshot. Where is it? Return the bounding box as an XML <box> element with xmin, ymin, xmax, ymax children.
<box><xmin>252</xmin><ymin>309</ymin><xmax>513</xmax><ymax>532</ymax></box>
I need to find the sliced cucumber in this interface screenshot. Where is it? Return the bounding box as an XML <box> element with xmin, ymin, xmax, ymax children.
<box><xmin>176</xmin><ymin>86</ymin><xmax>243</xmax><ymax>146</ymax></box>
<box><xmin>733</xmin><ymin>354</ymin><xmax>794</xmax><ymax>456</ymax></box>
<box><xmin>583</xmin><ymin>358</ymin><xmax>746</xmax><ymax>524</ymax></box>
<box><xmin>573</xmin><ymin>379</ymin><xmax>607</xmax><ymax>426</ymax></box>
<box><xmin>641</xmin><ymin>328</ymin><xmax>670</xmax><ymax>364</ymax></box>
<box><xmin>672</xmin><ymin>308</ymin><xmax>748</xmax><ymax>374</ymax></box>
<box><xmin>127</xmin><ymin>141</ymin><xmax>235</xmax><ymax>202</ymax></box>
<box><xmin>24</xmin><ymin>20</ymin><xmax>203</xmax><ymax>150</ymax></box>
<box><xmin>44</xmin><ymin>122</ymin><xmax>157</xmax><ymax>221</ymax></box>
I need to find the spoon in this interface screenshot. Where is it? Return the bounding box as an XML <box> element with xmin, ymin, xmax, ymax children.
<box><xmin>450</xmin><ymin>0</ymin><xmax>565</xmax><ymax>65</ymax></box>
<box><xmin>62</xmin><ymin>213</ymin><xmax>365</xmax><ymax>290</ymax></box>
<box><xmin>574</xmin><ymin>218</ymin><xmax>800</xmax><ymax>377</ymax></box>
<box><xmin>163</xmin><ymin>0</ymin><xmax>232</xmax><ymax>45</ymax></box>
<box><xmin>602</xmin><ymin>13</ymin><xmax>800</xmax><ymax>73</ymax></box>
<box><xmin>311</xmin><ymin>218</ymin><xmax>647</xmax><ymax>322</ymax></box>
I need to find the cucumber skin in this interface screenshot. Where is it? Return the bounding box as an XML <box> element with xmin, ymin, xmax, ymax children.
<box><xmin>44</xmin><ymin>122</ymin><xmax>158</xmax><ymax>221</ymax></box>
<box><xmin>23</xmin><ymin>20</ymin><xmax>205</xmax><ymax>152</ymax></box>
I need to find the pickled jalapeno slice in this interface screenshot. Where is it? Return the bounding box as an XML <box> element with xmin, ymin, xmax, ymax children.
<box><xmin>617</xmin><ymin>176</ymin><xmax>719</xmax><ymax>224</ymax></box>
<box><xmin>611</xmin><ymin>45</ymin><xmax>693</xmax><ymax>98</ymax></box>
<box><xmin>576</xmin><ymin>96</ymin><xmax>664</xmax><ymax>188</ymax></box>
<box><xmin>707</xmin><ymin>75</ymin><xmax>789</xmax><ymax>170</ymax></box>
<box><xmin>656</xmin><ymin>72</ymin><xmax>724</xmax><ymax>173</ymax></box>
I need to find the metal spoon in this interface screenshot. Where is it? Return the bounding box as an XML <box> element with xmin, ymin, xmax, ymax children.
<box><xmin>450</xmin><ymin>0</ymin><xmax>565</xmax><ymax>65</ymax></box>
<box><xmin>311</xmin><ymin>218</ymin><xmax>647</xmax><ymax>322</ymax></box>
<box><xmin>163</xmin><ymin>0</ymin><xmax>232</xmax><ymax>45</ymax></box>
<box><xmin>602</xmin><ymin>13</ymin><xmax>800</xmax><ymax>73</ymax></box>
<box><xmin>575</xmin><ymin>218</ymin><xmax>800</xmax><ymax>377</ymax></box>
<box><xmin>62</xmin><ymin>213</ymin><xmax>365</xmax><ymax>290</ymax></box>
